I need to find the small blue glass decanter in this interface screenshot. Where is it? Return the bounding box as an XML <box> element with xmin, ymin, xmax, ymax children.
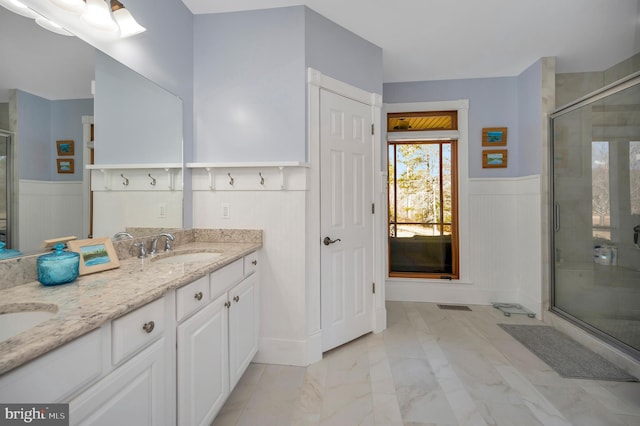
<box><xmin>37</xmin><ymin>242</ymin><xmax>80</xmax><ymax>286</ymax></box>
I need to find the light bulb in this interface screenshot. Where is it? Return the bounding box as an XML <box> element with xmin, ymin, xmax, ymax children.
<box><xmin>81</xmin><ymin>0</ymin><xmax>118</xmax><ymax>32</ymax></box>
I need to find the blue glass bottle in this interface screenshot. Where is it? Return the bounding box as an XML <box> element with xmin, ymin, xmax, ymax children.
<box><xmin>37</xmin><ymin>242</ymin><xmax>80</xmax><ymax>286</ymax></box>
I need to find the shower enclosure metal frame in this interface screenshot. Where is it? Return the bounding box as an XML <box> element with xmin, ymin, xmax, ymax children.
<box><xmin>549</xmin><ymin>71</ymin><xmax>640</xmax><ymax>360</ymax></box>
<box><xmin>0</xmin><ymin>129</ymin><xmax>16</xmax><ymax>248</ymax></box>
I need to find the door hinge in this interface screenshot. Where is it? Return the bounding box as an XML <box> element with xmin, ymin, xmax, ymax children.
<box><xmin>371</xmin><ymin>203</ymin><xmax>375</xmax><ymax>214</ymax></box>
<box><xmin>371</xmin><ymin>123</ymin><xmax>374</xmax><ymax>135</ymax></box>
<box><xmin>372</xmin><ymin>282</ymin><xmax>376</xmax><ymax>294</ymax></box>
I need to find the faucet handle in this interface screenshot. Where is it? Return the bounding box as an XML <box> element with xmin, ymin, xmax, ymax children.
<box><xmin>131</xmin><ymin>242</ymin><xmax>147</xmax><ymax>259</ymax></box>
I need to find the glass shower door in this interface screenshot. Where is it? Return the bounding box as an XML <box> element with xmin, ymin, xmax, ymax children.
<box><xmin>551</xmin><ymin>77</ymin><xmax>640</xmax><ymax>358</ymax></box>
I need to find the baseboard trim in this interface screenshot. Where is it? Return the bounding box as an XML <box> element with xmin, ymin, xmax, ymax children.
<box><xmin>254</xmin><ymin>333</ymin><xmax>322</xmax><ymax>367</ymax></box>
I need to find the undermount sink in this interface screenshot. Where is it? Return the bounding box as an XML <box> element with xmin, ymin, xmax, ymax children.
<box><xmin>152</xmin><ymin>252</ymin><xmax>222</xmax><ymax>265</ymax></box>
<box><xmin>0</xmin><ymin>304</ymin><xmax>57</xmax><ymax>342</ymax></box>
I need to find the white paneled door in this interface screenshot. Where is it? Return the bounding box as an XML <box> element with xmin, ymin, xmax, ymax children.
<box><xmin>320</xmin><ymin>89</ymin><xmax>374</xmax><ymax>352</ymax></box>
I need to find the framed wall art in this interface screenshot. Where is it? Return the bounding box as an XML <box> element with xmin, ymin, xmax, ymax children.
<box><xmin>482</xmin><ymin>149</ymin><xmax>508</xmax><ymax>168</ymax></box>
<box><xmin>56</xmin><ymin>140</ymin><xmax>75</xmax><ymax>156</ymax></box>
<box><xmin>57</xmin><ymin>159</ymin><xmax>75</xmax><ymax>174</ymax></box>
<box><xmin>482</xmin><ymin>127</ymin><xmax>508</xmax><ymax>146</ymax></box>
<box><xmin>67</xmin><ymin>237</ymin><xmax>120</xmax><ymax>275</ymax></box>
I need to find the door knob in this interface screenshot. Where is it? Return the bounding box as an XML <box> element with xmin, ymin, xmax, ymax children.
<box><xmin>323</xmin><ymin>237</ymin><xmax>341</xmax><ymax>246</ymax></box>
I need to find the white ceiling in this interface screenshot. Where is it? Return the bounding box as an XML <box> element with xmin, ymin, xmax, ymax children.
<box><xmin>2</xmin><ymin>0</ymin><xmax>638</xmax><ymax>104</ymax></box>
<box><xmin>181</xmin><ymin>0</ymin><xmax>640</xmax><ymax>82</ymax></box>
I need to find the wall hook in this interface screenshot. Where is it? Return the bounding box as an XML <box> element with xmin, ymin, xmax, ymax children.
<box><xmin>228</xmin><ymin>172</ymin><xmax>234</xmax><ymax>186</ymax></box>
<box><xmin>148</xmin><ymin>173</ymin><xmax>157</xmax><ymax>186</ymax></box>
<box><xmin>120</xmin><ymin>173</ymin><xmax>129</xmax><ymax>186</ymax></box>
<box><xmin>259</xmin><ymin>172</ymin><xmax>264</xmax><ymax>185</ymax></box>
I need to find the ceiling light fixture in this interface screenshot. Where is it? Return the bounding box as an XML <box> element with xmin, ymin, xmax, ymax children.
<box><xmin>35</xmin><ymin>15</ymin><xmax>73</xmax><ymax>36</ymax></box>
<box><xmin>48</xmin><ymin>0</ymin><xmax>86</xmax><ymax>14</ymax></box>
<box><xmin>110</xmin><ymin>0</ymin><xmax>145</xmax><ymax>37</ymax></box>
<box><xmin>2</xmin><ymin>0</ymin><xmax>145</xmax><ymax>39</ymax></box>
<box><xmin>81</xmin><ymin>0</ymin><xmax>118</xmax><ymax>32</ymax></box>
<box><xmin>1</xmin><ymin>0</ymin><xmax>39</xmax><ymax>19</ymax></box>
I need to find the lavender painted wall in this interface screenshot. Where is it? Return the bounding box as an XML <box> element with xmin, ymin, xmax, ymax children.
<box><xmin>89</xmin><ymin>0</ymin><xmax>194</xmax><ymax>161</ymax></box>
<box><xmin>193</xmin><ymin>6</ymin><xmax>382</xmax><ymax>163</ymax></box>
<box><xmin>95</xmin><ymin>52</ymin><xmax>182</xmax><ymax>165</ymax></box>
<box><xmin>384</xmin><ymin>77</ymin><xmax>520</xmax><ymax>178</ymax></box>
<box><xmin>17</xmin><ymin>91</ymin><xmax>50</xmax><ymax>181</ymax></box>
<box><xmin>304</xmin><ymin>8</ymin><xmax>383</xmax><ymax>95</ymax></box>
<box><xmin>517</xmin><ymin>59</ymin><xmax>543</xmax><ymax>176</ymax></box>
<box><xmin>17</xmin><ymin>90</ymin><xmax>92</xmax><ymax>181</ymax></box>
<box><xmin>50</xmin><ymin>98</ymin><xmax>93</xmax><ymax>181</ymax></box>
<box><xmin>194</xmin><ymin>7</ymin><xmax>306</xmax><ymax>162</ymax></box>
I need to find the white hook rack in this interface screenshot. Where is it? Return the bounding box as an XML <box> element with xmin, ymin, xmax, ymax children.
<box><xmin>186</xmin><ymin>162</ymin><xmax>309</xmax><ymax>191</ymax></box>
<box><xmin>148</xmin><ymin>173</ymin><xmax>156</xmax><ymax>186</ymax></box>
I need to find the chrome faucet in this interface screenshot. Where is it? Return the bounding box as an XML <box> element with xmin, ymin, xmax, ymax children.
<box><xmin>113</xmin><ymin>231</ymin><xmax>134</xmax><ymax>240</ymax></box>
<box><xmin>131</xmin><ymin>242</ymin><xmax>147</xmax><ymax>259</ymax></box>
<box><xmin>150</xmin><ymin>233</ymin><xmax>175</xmax><ymax>255</ymax></box>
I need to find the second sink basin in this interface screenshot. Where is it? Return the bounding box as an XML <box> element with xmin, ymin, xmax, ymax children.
<box><xmin>152</xmin><ymin>252</ymin><xmax>222</xmax><ymax>265</ymax></box>
<box><xmin>0</xmin><ymin>304</ymin><xmax>57</xmax><ymax>342</ymax></box>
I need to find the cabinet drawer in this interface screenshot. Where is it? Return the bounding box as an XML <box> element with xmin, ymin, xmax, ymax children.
<box><xmin>176</xmin><ymin>275</ymin><xmax>210</xmax><ymax>322</ymax></box>
<box><xmin>210</xmin><ymin>259</ymin><xmax>243</xmax><ymax>299</ymax></box>
<box><xmin>112</xmin><ymin>297</ymin><xmax>165</xmax><ymax>365</ymax></box>
<box><xmin>243</xmin><ymin>251</ymin><xmax>259</xmax><ymax>276</ymax></box>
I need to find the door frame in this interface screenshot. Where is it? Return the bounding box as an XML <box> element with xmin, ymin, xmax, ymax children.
<box><xmin>306</xmin><ymin>68</ymin><xmax>385</xmax><ymax>363</ymax></box>
<box><xmin>82</xmin><ymin>115</ymin><xmax>94</xmax><ymax>239</ymax></box>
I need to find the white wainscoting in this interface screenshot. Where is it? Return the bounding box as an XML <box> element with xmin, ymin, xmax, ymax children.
<box><xmin>18</xmin><ymin>180</ymin><xmax>84</xmax><ymax>252</ymax></box>
<box><xmin>386</xmin><ymin>175</ymin><xmax>543</xmax><ymax>318</ymax></box>
<box><xmin>192</xmin><ymin>184</ymin><xmax>310</xmax><ymax>366</ymax></box>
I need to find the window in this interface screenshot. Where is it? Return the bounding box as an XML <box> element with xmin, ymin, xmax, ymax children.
<box><xmin>387</xmin><ymin>111</ymin><xmax>459</xmax><ymax>278</ymax></box>
<box><xmin>592</xmin><ymin>141</ymin><xmax>610</xmax><ymax>240</ymax></box>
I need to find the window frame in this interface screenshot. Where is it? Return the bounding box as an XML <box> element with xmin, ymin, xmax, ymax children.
<box><xmin>387</xmin><ymin>115</ymin><xmax>460</xmax><ymax>279</ymax></box>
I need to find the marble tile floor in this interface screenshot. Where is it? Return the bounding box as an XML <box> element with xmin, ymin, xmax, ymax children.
<box><xmin>213</xmin><ymin>301</ymin><xmax>640</xmax><ymax>426</ymax></box>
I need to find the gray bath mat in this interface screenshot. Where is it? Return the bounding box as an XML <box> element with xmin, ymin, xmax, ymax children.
<box><xmin>498</xmin><ymin>324</ymin><xmax>637</xmax><ymax>382</ymax></box>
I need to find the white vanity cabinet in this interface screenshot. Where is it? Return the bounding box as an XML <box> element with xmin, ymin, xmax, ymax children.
<box><xmin>228</xmin><ymin>270</ymin><xmax>259</xmax><ymax>389</ymax></box>
<box><xmin>69</xmin><ymin>296</ymin><xmax>175</xmax><ymax>426</ymax></box>
<box><xmin>177</xmin><ymin>252</ymin><xmax>260</xmax><ymax>426</ymax></box>
<box><xmin>177</xmin><ymin>291</ymin><xmax>229</xmax><ymax>426</ymax></box>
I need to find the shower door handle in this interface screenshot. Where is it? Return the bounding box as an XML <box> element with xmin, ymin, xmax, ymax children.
<box><xmin>554</xmin><ymin>202</ymin><xmax>560</xmax><ymax>232</ymax></box>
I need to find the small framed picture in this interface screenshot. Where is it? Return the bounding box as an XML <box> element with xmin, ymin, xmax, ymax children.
<box><xmin>482</xmin><ymin>149</ymin><xmax>508</xmax><ymax>168</ymax></box>
<box><xmin>482</xmin><ymin>127</ymin><xmax>508</xmax><ymax>146</ymax></box>
<box><xmin>67</xmin><ymin>237</ymin><xmax>120</xmax><ymax>275</ymax></box>
<box><xmin>57</xmin><ymin>159</ymin><xmax>74</xmax><ymax>174</ymax></box>
<box><xmin>56</xmin><ymin>140</ymin><xmax>75</xmax><ymax>156</ymax></box>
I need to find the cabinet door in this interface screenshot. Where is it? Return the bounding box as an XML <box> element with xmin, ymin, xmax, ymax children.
<box><xmin>228</xmin><ymin>272</ymin><xmax>259</xmax><ymax>389</ymax></box>
<box><xmin>177</xmin><ymin>293</ymin><xmax>229</xmax><ymax>426</ymax></box>
<box><xmin>69</xmin><ymin>338</ymin><xmax>167</xmax><ymax>426</ymax></box>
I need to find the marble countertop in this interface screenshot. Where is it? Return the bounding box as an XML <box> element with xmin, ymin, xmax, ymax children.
<box><xmin>0</xmin><ymin>241</ymin><xmax>261</xmax><ymax>375</ymax></box>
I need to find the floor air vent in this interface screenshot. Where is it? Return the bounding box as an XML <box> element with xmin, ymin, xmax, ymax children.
<box><xmin>437</xmin><ymin>304</ymin><xmax>472</xmax><ymax>311</ymax></box>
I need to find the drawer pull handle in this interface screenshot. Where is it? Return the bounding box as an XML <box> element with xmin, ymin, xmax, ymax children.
<box><xmin>233</xmin><ymin>295</ymin><xmax>240</xmax><ymax>303</ymax></box>
<box><xmin>251</xmin><ymin>260</ymin><xmax>257</xmax><ymax>266</ymax></box>
<box><xmin>224</xmin><ymin>301</ymin><xmax>231</xmax><ymax>308</ymax></box>
<box><xmin>194</xmin><ymin>292</ymin><xmax>203</xmax><ymax>301</ymax></box>
<box><xmin>142</xmin><ymin>321</ymin><xmax>155</xmax><ymax>333</ymax></box>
